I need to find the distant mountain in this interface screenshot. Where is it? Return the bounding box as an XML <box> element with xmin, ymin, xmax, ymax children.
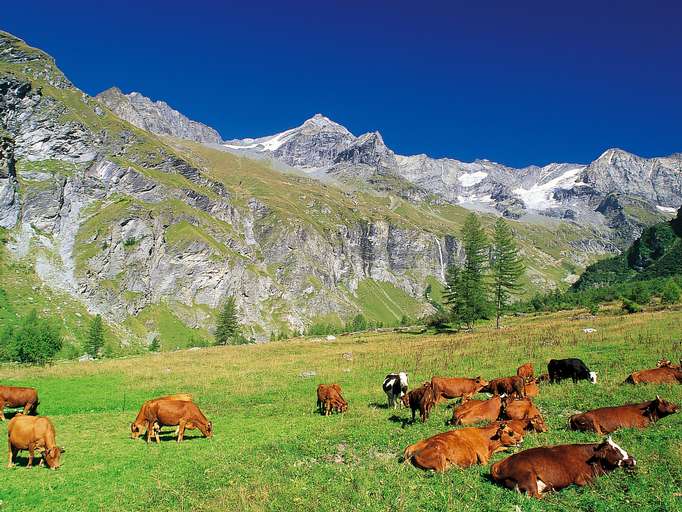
<box><xmin>96</xmin><ymin>87</ymin><xmax>223</xmax><ymax>143</ymax></box>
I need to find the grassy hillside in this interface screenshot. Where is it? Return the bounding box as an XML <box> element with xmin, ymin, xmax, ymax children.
<box><xmin>1</xmin><ymin>306</ymin><xmax>680</xmax><ymax>511</ymax></box>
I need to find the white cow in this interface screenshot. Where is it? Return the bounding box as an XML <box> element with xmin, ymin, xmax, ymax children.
<box><xmin>382</xmin><ymin>372</ymin><xmax>409</xmax><ymax>409</ymax></box>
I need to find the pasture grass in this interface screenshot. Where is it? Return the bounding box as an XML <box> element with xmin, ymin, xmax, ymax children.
<box><xmin>0</xmin><ymin>306</ymin><xmax>681</xmax><ymax>511</ymax></box>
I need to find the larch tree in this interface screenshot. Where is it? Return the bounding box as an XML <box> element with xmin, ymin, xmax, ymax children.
<box><xmin>490</xmin><ymin>217</ymin><xmax>526</xmax><ymax>328</ymax></box>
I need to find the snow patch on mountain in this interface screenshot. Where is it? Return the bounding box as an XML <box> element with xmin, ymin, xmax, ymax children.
<box><xmin>656</xmin><ymin>205</ymin><xmax>678</xmax><ymax>214</ymax></box>
<box><xmin>458</xmin><ymin>171</ymin><xmax>488</xmax><ymax>187</ymax></box>
<box><xmin>513</xmin><ymin>167</ymin><xmax>583</xmax><ymax>210</ymax></box>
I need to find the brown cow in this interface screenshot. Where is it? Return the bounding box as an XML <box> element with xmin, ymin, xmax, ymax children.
<box><xmin>401</xmin><ymin>382</ymin><xmax>436</xmax><ymax>423</ymax></box>
<box><xmin>130</xmin><ymin>393</ymin><xmax>193</xmax><ymax>439</ymax></box>
<box><xmin>490</xmin><ymin>417</ymin><xmax>548</xmax><ymax>435</ymax></box>
<box><xmin>485</xmin><ymin>376</ymin><xmax>525</xmax><ymax>398</ymax></box>
<box><xmin>624</xmin><ymin>366</ymin><xmax>682</xmax><ymax>384</ymax></box>
<box><xmin>524</xmin><ymin>379</ymin><xmax>540</xmax><ymax>398</ymax></box>
<box><xmin>569</xmin><ymin>396</ymin><xmax>679</xmax><ymax>435</ymax></box>
<box><xmin>7</xmin><ymin>415</ymin><xmax>63</xmax><ymax>469</ymax></box>
<box><xmin>0</xmin><ymin>386</ymin><xmax>39</xmax><ymax>420</ymax></box>
<box><xmin>430</xmin><ymin>376</ymin><xmax>488</xmax><ymax>403</ymax></box>
<box><xmin>504</xmin><ymin>398</ymin><xmax>544</xmax><ymax>423</ymax></box>
<box><xmin>517</xmin><ymin>363</ymin><xmax>534</xmax><ymax>383</ymax></box>
<box><xmin>316</xmin><ymin>384</ymin><xmax>348</xmax><ymax>416</ymax></box>
<box><xmin>450</xmin><ymin>395</ymin><xmax>503</xmax><ymax>426</ymax></box>
<box><xmin>403</xmin><ymin>423</ymin><xmax>523</xmax><ymax>472</ymax></box>
<box><xmin>143</xmin><ymin>400</ymin><xmax>213</xmax><ymax>443</ymax></box>
<box><xmin>491</xmin><ymin>437</ymin><xmax>636</xmax><ymax>498</ymax></box>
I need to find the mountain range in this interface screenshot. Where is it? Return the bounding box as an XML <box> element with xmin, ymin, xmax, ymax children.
<box><xmin>1</xmin><ymin>30</ymin><xmax>681</xmax><ymax>345</ymax></box>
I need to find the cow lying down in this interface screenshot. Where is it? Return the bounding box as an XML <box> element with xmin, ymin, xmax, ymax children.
<box><xmin>403</xmin><ymin>423</ymin><xmax>523</xmax><ymax>472</ymax></box>
<box><xmin>569</xmin><ymin>396</ymin><xmax>679</xmax><ymax>434</ymax></box>
<box><xmin>491</xmin><ymin>437</ymin><xmax>635</xmax><ymax>498</ymax></box>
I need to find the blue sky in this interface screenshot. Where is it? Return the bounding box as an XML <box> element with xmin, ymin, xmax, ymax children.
<box><xmin>3</xmin><ymin>1</ymin><xmax>681</xmax><ymax>167</ymax></box>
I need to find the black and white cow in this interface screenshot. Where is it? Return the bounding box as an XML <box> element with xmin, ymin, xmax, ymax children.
<box><xmin>383</xmin><ymin>372</ymin><xmax>409</xmax><ymax>409</ymax></box>
<box><xmin>548</xmin><ymin>358</ymin><xmax>597</xmax><ymax>384</ymax></box>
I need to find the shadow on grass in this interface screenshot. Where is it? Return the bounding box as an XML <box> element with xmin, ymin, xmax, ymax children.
<box><xmin>388</xmin><ymin>414</ymin><xmax>414</xmax><ymax>428</ymax></box>
<box><xmin>368</xmin><ymin>401</ymin><xmax>390</xmax><ymax>410</ymax></box>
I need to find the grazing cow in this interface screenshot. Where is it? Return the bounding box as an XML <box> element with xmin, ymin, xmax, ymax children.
<box><xmin>130</xmin><ymin>393</ymin><xmax>193</xmax><ymax>439</ymax></box>
<box><xmin>450</xmin><ymin>395</ymin><xmax>504</xmax><ymax>426</ymax></box>
<box><xmin>143</xmin><ymin>400</ymin><xmax>213</xmax><ymax>443</ymax></box>
<box><xmin>401</xmin><ymin>382</ymin><xmax>436</xmax><ymax>423</ymax></box>
<box><xmin>0</xmin><ymin>386</ymin><xmax>39</xmax><ymax>420</ymax></box>
<box><xmin>536</xmin><ymin>373</ymin><xmax>550</xmax><ymax>384</ymax></box>
<box><xmin>624</xmin><ymin>366</ymin><xmax>682</xmax><ymax>384</ymax></box>
<box><xmin>517</xmin><ymin>363</ymin><xmax>534</xmax><ymax>383</ymax></box>
<box><xmin>403</xmin><ymin>422</ymin><xmax>523</xmax><ymax>472</ymax></box>
<box><xmin>569</xmin><ymin>396</ymin><xmax>679</xmax><ymax>434</ymax></box>
<box><xmin>491</xmin><ymin>437</ymin><xmax>636</xmax><ymax>498</ymax></box>
<box><xmin>524</xmin><ymin>379</ymin><xmax>540</xmax><ymax>398</ymax></box>
<box><xmin>7</xmin><ymin>415</ymin><xmax>63</xmax><ymax>469</ymax></box>
<box><xmin>382</xmin><ymin>372</ymin><xmax>409</xmax><ymax>409</ymax></box>
<box><xmin>430</xmin><ymin>376</ymin><xmax>488</xmax><ymax>403</ymax></box>
<box><xmin>490</xmin><ymin>417</ymin><xmax>548</xmax><ymax>435</ymax></box>
<box><xmin>548</xmin><ymin>358</ymin><xmax>597</xmax><ymax>384</ymax></box>
<box><xmin>504</xmin><ymin>398</ymin><xmax>544</xmax><ymax>423</ymax></box>
<box><xmin>316</xmin><ymin>384</ymin><xmax>348</xmax><ymax>416</ymax></box>
<box><xmin>485</xmin><ymin>376</ymin><xmax>525</xmax><ymax>398</ymax></box>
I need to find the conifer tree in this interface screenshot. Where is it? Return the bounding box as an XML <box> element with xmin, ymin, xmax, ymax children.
<box><xmin>215</xmin><ymin>296</ymin><xmax>240</xmax><ymax>345</ymax></box>
<box><xmin>490</xmin><ymin>218</ymin><xmax>526</xmax><ymax>328</ymax></box>
<box><xmin>86</xmin><ymin>314</ymin><xmax>105</xmax><ymax>357</ymax></box>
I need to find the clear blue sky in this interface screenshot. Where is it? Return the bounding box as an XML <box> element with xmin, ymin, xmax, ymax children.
<box><xmin>3</xmin><ymin>1</ymin><xmax>681</xmax><ymax>167</ymax></box>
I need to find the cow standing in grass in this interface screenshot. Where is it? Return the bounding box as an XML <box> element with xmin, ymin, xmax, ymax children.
<box><xmin>8</xmin><ymin>415</ymin><xmax>63</xmax><ymax>469</ymax></box>
<box><xmin>131</xmin><ymin>393</ymin><xmax>193</xmax><ymax>440</ymax></box>
<box><xmin>382</xmin><ymin>372</ymin><xmax>408</xmax><ymax>409</ymax></box>
<box><xmin>0</xmin><ymin>386</ymin><xmax>39</xmax><ymax>420</ymax></box>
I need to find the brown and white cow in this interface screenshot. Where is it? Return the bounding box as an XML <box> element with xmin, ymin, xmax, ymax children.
<box><xmin>517</xmin><ymin>363</ymin><xmax>534</xmax><ymax>383</ymax></box>
<box><xmin>569</xmin><ymin>396</ymin><xmax>679</xmax><ymax>434</ymax></box>
<box><xmin>401</xmin><ymin>382</ymin><xmax>436</xmax><ymax>423</ymax></box>
<box><xmin>316</xmin><ymin>384</ymin><xmax>348</xmax><ymax>416</ymax></box>
<box><xmin>450</xmin><ymin>395</ymin><xmax>504</xmax><ymax>426</ymax></box>
<box><xmin>485</xmin><ymin>376</ymin><xmax>525</xmax><ymax>399</ymax></box>
<box><xmin>7</xmin><ymin>415</ymin><xmax>63</xmax><ymax>469</ymax></box>
<box><xmin>491</xmin><ymin>438</ymin><xmax>636</xmax><ymax>498</ymax></box>
<box><xmin>403</xmin><ymin>422</ymin><xmax>523</xmax><ymax>472</ymax></box>
<box><xmin>0</xmin><ymin>386</ymin><xmax>39</xmax><ymax>420</ymax></box>
<box><xmin>130</xmin><ymin>393</ymin><xmax>193</xmax><ymax>439</ymax></box>
<box><xmin>504</xmin><ymin>398</ymin><xmax>544</xmax><ymax>423</ymax></box>
<box><xmin>430</xmin><ymin>376</ymin><xmax>488</xmax><ymax>403</ymax></box>
<box><xmin>143</xmin><ymin>400</ymin><xmax>213</xmax><ymax>443</ymax></box>
<box><xmin>624</xmin><ymin>366</ymin><xmax>682</xmax><ymax>384</ymax></box>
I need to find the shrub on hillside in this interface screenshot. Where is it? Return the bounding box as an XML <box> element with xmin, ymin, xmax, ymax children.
<box><xmin>0</xmin><ymin>309</ymin><xmax>62</xmax><ymax>365</ymax></box>
<box><xmin>661</xmin><ymin>278</ymin><xmax>681</xmax><ymax>304</ymax></box>
<box><xmin>627</xmin><ymin>282</ymin><xmax>652</xmax><ymax>305</ymax></box>
<box><xmin>621</xmin><ymin>299</ymin><xmax>642</xmax><ymax>314</ymax></box>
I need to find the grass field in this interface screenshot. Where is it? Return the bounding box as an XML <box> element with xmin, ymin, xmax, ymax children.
<box><xmin>1</xmin><ymin>306</ymin><xmax>681</xmax><ymax>511</ymax></box>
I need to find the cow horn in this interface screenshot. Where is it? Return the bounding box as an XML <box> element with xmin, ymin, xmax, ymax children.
<box><xmin>655</xmin><ymin>394</ymin><xmax>661</xmax><ymax>401</ymax></box>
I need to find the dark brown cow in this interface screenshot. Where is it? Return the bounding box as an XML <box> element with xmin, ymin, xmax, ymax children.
<box><xmin>143</xmin><ymin>400</ymin><xmax>212</xmax><ymax>443</ymax></box>
<box><xmin>450</xmin><ymin>396</ymin><xmax>503</xmax><ymax>426</ymax></box>
<box><xmin>524</xmin><ymin>379</ymin><xmax>540</xmax><ymax>398</ymax></box>
<box><xmin>517</xmin><ymin>363</ymin><xmax>534</xmax><ymax>383</ymax></box>
<box><xmin>7</xmin><ymin>415</ymin><xmax>63</xmax><ymax>469</ymax></box>
<box><xmin>491</xmin><ymin>438</ymin><xmax>636</xmax><ymax>498</ymax></box>
<box><xmin>316</xmin><ymin>384</ymin><xmax>348</xmax><ymax>416</ymax></box>
<box><xmin>569</xmin><ymin>396</ymin><xmax>679</xmax><ymax>435</ymax></box>
<box><xmin>490</xmin><ymin>417</ymin><xmax>548</xmax><ymax>435</ymax></box>
<box><xmin>401</xmin><ymin>382</ymin><xmax>436</xmax><ymax>423</ymax></box>
<box><xmin>430</xmin><ymin>376</ymin><xmax>488</xmax><ymax>403</ymax></box>
<box><xmin>130</xmin><ymin>393</ymin><xmax>193</xmax><ymax>439</ymax></box>
<box><xmin>403</xmin><ymin>423</ymin><xmax>523</xmax><ymax>472</ymax></box>
<box><xmin>485</xmin><ymin>376</ymin><xmax>525</xmax><ymax>398</ymax></box>
<box><xmin>0</xmin><ymin>386</ymin><xmax>39</xmax><ymax>420</ymax></box>
<box><xmin>624</xmin><ymin>366</ymin><xmax>682</xmax><ymax>384</ymax></box>
<box><xmin>504</xmin><ymin>398</ymin><xmax>544</xmax><ymax>422</ymax></box>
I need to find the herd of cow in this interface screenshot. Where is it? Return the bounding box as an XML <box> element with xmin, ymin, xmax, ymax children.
<box><xmin>0</xmin><ymin>355</ymin><xmax>680</xmax><ymax>499</ymax></box>
<box><xmin>319</xmin><ymin>357</ymin><xmax>681</xmax><ymax>498</ymax></box>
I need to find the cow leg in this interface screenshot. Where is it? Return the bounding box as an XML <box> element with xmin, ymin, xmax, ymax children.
<box><xmin>23</xmin><ymin>403</ymin><xmax>31</xmax><ymax>415</ymax></box>
<box><xmin>177</xmin><ymin>420</ymin><xmax>187</xmax><ymax>443</ymax></box>
<box><xmin>0</xmin><ymin>401</ymin><xmax>5</xmax><ymax>421</ymax></box>
<box><xmin>517</xmin><ymin>470</ymin><xmax>541</xmax><ymax>498</ymax></box>
<box><xmin>27</xmin><ymin>443</ymin><xmax>34</xmax><ymax>468</ymax></box>
<box><xmin>8</xmin><ymin>441</ymin><xmax>17</xmax><ymax>468</ymax></box>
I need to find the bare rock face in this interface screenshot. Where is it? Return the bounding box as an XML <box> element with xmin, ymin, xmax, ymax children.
<box><xmin>96</xmin><ymin>87</ymin><xmax>223</xmax><ymax>144</ymax></box>
<box><xmin>0</xmin><ymin>132</ymin><xmax>19</xmax><ymax>228</ymax></box>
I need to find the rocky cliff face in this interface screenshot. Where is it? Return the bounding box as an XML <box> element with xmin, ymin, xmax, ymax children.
<box><xmin>96</xmin><ymin>87</ymin><xmax>223</xmax><ymax>144</ymax></box>
<box><xmin>0</xmin><ymin>131</ymin><xmax>18</xmax><ymax>228</ymax></box>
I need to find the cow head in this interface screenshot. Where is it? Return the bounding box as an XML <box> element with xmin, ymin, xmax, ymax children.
<box><xmin>492</xmin><ymin>422</ymin><xmax>524</xmax><ymax>447</ymax></box>
<box><xmin>398</xmin><ymin>372</ymin><xmax>409</xmax><ymax>392</ymax></box>
<box><xmin>656</xmin><ymin>359</ymin><xmax>673</xmax><ymax>368</ymax></box>
<box><xmin>591</xmin><ymin>437</ymin><xmax>636</xmax><ymax>470</ymax></box>
<box><xmin>130</xmin><ymin>422</ymin><xmax>142</xmax><ymax>439</ymax></box>
<box><xmin>527</xmin><ymin>415</ymin><xmax>548</xmax><ymax>433</ymax></box>
<box><xmin>205</xmin><ymin>421</ymin><xmax>214</xmax><ymax>438</ymax></box>
<box><xmin>474</xmin><ymin>376</ymin><xmax>488</xmax><ymax>389</ymax></box>
<box><xmin>649</xmin><ymin>395</ymin><xmax>680</xmax><ymax>418</ymax></box>
<box><xmin>44</xmin><ymin>446</ymin><xmax>64</xmax><ymax>469</ymax></box>
<box><xmin>400</xmin><ymin>394</ymin><xmax>411</xmax><ymax>408</ymax></box>
<box><xmin>589</xmin><ymin>371</ymin><xmax>598</xmax><ymax>384</ymax></box>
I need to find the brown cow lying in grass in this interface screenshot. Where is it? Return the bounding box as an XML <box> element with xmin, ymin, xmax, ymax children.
<box><xmin>484</xmin><ymin>376</ymin><xmax>525</xmax><ymax>398</ymax></box>
<box><xmin>491</xmin><ymin>437</ymin><xmax>636</xmax><ymax>498</ymax></box>
<box><xmin>401</xmin><ymin>382</ymin><xmax>436</xmax><ymax>423</ymax></box>
<box><xmin>490</xmin><ymin>417</ymin><xmax>548</xmax><ymax>435</ymax></box>
<box><xmin>0</xmin><ymin>385</ymin><xmax>39</xmax><ymax>420</ymax></box>
<box><xmin>144</xmin><ymin>400</ymin><xmax>213</xmax><ymax>443</ymax></box>
<box><xmin>403</xmin><ymin>423</ymin><xmax>523</xmax><ymax>472</ymax></box>
<box><xmin>430</xmin><ymin>376</ymin><xmax>487</xmax><ymax>403</ymax></box>
<box><xmin>450</xmin><ymin>395</ymin><xmax>503</xmax><ymax>426</ymax></box>
<box><xmin>524</xmin><ymin>379</ymin><xmax>540</xmax><ymax>398</ymax></box>
<box><xmin>131</xmin><ymin>393</ymin><xmax>193</xmax><ymax>439</ymax></box>
<box><xmin>624</xmin><ymin>365</ymin><xmax>682</xmax><ymax>384</ymax></box>
<box><xmin>504</xmin><ymin>398</ymin><xmax>543</xmax><ymax>421</ymax></box>
<box><xmin>8</xmin><ymin>415</ymin><xmax>63</xmax><ymax>469</ymax></box>
<box><xmin>517</xmin><ymin>363</ymin><xmax>534</xmax><ymax>383</ymax></box>
<box><xmin>569</xmin><ymin>396</ymin><xmax>679</xmax><ymax>434</ymax></box>
<box><xmin>316</xmin><ymin>384</ymin><xmax>348</xmax><ymax>416</ymax></box>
